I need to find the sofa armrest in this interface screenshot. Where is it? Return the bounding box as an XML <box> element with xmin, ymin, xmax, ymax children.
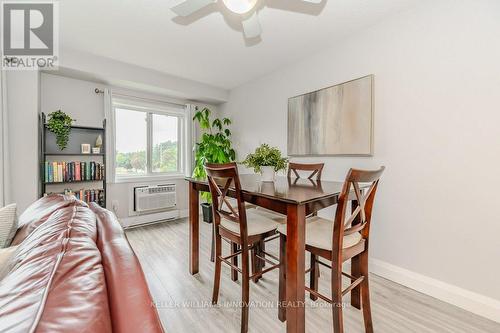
<box><xmin>90</xmin><ymin>203</ymin><xmax>165</xmax><ymax>333</ymax></box>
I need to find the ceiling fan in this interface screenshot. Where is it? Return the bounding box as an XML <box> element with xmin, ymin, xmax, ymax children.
<box><xmin>170</xmin><ymin>0</ymin><xmax>322</xmax><ymax>39</ymax></box>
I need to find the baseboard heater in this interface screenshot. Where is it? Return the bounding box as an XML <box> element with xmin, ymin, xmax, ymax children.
<box><xmin>122</xmin><ymin>211</ymin><xmax>179</xmax><ymax>229</ymax></box>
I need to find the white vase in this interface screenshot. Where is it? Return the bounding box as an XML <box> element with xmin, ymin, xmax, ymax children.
<box><xmin>261</xmin><ymin>166</ymin><xmax>275</xmax><ymax>182</ymax></box>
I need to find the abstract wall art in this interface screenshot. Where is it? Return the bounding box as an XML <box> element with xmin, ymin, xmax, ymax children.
<box><xmin>288</xmin><ymin>75</ymin><xmax>373</xmax><ymax>156</ymax></box>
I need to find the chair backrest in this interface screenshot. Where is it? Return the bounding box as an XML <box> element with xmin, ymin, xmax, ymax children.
<box><xmin>204</xmin><ymin>162</ymin><xmax>249</xmax><ymax>240</ymax></box>
<box><xmin>332</xmin><ymin>167</ymin><xmax>385</xmax><ymax>258</ymax></box>
<box><xmin>287</xmin><ymin>162</ymin><xmax>325</xmax><ymax>180</ymax></box>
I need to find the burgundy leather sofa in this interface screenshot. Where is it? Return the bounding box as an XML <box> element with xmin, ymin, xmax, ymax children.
<box><xmin>0</xmin><ymin>194</ymin><xmax>164</xmax><ymax>333</ymax></box>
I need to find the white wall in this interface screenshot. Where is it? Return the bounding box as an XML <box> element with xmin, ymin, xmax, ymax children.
<box><xmin>5</xmin><ymin>57</ymin><xmax>222</xmax><ymax>217</ymax></box>
<box><xmin>40</xmin><ymin>73</ymin><xmax>215</xmax><ymax>220</ymax></box>
<box><xmin>220</xmin><ymin>0</ymin><xmax>500</xmax><ymax>319</ymax></box>
<box><xmin>41</xmin><ymin>73</ymin><xmax>104</xmax><ymax>127</ymax></box>
<box><xmin>4</xmin><ymin>46</ymin><xmax>227</xmax><ymax>216</ymax></box>
<box><xmin>6</xmin><ymin>71</ymin><xmax>40</xmax><ymax>212</ymax></box>
<box><xmin>58</xmin><ymin>48</ymin><xmax>229</xmax><ymax>104</ymax></box>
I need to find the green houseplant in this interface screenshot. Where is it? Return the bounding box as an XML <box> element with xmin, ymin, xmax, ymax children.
<box><xmin>192</xmin><ymin>107</ymin><xmax>236</xmax><ymax>222</ymax></box>
<box><xmin>46</xmin><ymin>110</ymin><xmax>74</xmax><ymax>150</ymax></box>
<box><xmin>242</xmin><ymin>144</ymin><xmax>288</xmax><ymax>182</ymax></box>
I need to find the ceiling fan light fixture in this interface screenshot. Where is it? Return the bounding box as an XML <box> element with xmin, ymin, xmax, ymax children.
<box><xmin>170</xmin><ymin>0</ymin><xmax>322</xmax><ymax>40</ymax></box>
<box><xmin>222</xmin><ymin>0</ymin><xmax>258</xmax><ymax>14</ymax></box>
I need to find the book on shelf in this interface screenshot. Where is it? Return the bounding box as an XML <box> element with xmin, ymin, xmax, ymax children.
<box><xmin>44</xmin><ymin>161</ymin><xmax>105</xmax><ymax>183</ymax></box>
<box><xmin>43</xmin><ymin>188</ymin><xmax>105</xmax><ymax>206</ymax></box>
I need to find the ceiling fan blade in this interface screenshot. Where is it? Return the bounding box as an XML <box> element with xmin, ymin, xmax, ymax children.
<box><xmin>170</xmin><ymin>0</ymin><xmax>216</xmax><ymax>17</ymax></box>
<box><xmin>242</xmin><ymin>12</ymin><xmax>261</xmax><ymax>38</ymax></box>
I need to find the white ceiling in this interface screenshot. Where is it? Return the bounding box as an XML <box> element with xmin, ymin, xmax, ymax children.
<box><xmin>60</xmin><ymin>0</ymin><xmax>420</xmax><ymax>90</ymax></box>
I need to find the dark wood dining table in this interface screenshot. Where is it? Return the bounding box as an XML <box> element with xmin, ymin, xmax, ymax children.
<box><xmin>186</xmin><ymin>174</ymin><xmax>363</xmax><ymax>333</ymax></box>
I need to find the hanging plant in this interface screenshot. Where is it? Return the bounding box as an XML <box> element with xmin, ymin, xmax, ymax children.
<box><xmin>47</xmin><ymin>110</ymin><xmax>74</xmax><ymax>150</ymax></box>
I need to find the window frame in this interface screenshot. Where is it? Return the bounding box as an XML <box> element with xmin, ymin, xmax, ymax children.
<box><xmin>112</xmin><ymin>97</ymin><xmax>188</xmax><ymax>182</ymax></box>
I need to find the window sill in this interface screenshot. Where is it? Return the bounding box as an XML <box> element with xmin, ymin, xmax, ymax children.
<box><xmin>113</xmin><ymin>173</ymin><xmax>186</xmax><ymax>184</ymax></box>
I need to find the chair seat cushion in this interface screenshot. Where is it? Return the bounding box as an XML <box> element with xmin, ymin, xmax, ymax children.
<box><xmin>254</xmin><ymin>207</ymin><xmax>286</xmax><ymax>223</ymax></box>
<box><xmin>220</xmin><ymin>210</ymin><xmax>279</xmax><ymax>236</ymax></box>
<box><xmin>277</xmin><ymin>216</ymin><xmax>362</xmax><ymax>250</ymax></box>
<box><xmin>226</xmin><ymin>198</ymin><xmax>256</xmax><ymax>210</ymax></box>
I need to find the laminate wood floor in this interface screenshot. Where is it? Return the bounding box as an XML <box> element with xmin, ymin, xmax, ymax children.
<box><xmin>125</xmin><ymin>219</ymin><xmax>500</xmax><ymax>333</ymax></box>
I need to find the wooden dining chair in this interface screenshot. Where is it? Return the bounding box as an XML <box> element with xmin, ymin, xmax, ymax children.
<box><xmin>205</xmin><ymin>162</ymin><xmax>281</xmax><ymax>333</ymax></box>
<box><xmin>288</xmin><ymin>162</ymin><xmax>324</xmax><ymax>216</ymax></box>
<box><xmin>210</xmin><ymin>199</ymin><xmax>256</xmax><ymax>266</ymax></box>
<box><xmin>277</xmin><ymin>166</ymin><xmax>385</xmax><ymax>333</ymax></box>
<box><xmin>287</xmin><ymin>162</ymin><xmax>325</xmax><ymax>180</ymax></box>
<box><xmin>256</xmin><ymin>162</ymin><xmax>325</xmax><ymax>220</ymax></box>
<box><xmin>253</xmin><ymin>162</ymin><xmax>327</xmax><ymax>281</ymax></box>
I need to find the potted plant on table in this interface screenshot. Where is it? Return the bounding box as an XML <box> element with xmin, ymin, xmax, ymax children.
<box><xmin>242</xmin><ymin>144</ymin><xmax>288</xmax><ymax>182</ymax></box>
<box><xmin>192</xmin><ymin>107</ymin><xmax>236</xmax><ymax>223</ymax></box>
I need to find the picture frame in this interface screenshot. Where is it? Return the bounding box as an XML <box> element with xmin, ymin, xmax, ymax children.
<box><xmin>81</xmin><ymin>143</ymin><xmax>91</xmax><ymax>154</ymax></box>
<box><xmin>288</xmin><ymin>75</ymin><xmax>374</xmax><ymax>156</ymax></box>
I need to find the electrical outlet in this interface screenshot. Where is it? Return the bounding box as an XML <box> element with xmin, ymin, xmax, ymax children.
<box><xmin>112</xmin><ymin>200</ymin><xmax>119</xmax><ymax>214</ymax></box>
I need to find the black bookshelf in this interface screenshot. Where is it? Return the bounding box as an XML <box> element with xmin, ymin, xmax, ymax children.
<box><xmin>44</xmin><ymin>153</ymin><xmax>105</xmax><ymax>156</ymax></box>
<box><xmin>39</xmin><ymin>113</ymin><xmax>107</xmax><ymax>207</ymax></box>
<box><xmin>42</xmin><ymin>179</ymin><xmax>103</xmax><ymax>185</ymax></box>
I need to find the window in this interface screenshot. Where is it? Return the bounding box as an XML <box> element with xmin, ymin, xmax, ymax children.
<box><xmin>115</xmin><ymin>108</ymin><xmax>147</xmax><ymax>175</ymax></box>
<box><xmin>113</xmin><ymin>97</ymin><xmax>187</xmax><ymax>180</ymax></box>
<box><xmin>152</xmin><ymin>114</ymin><xmax>179</xmax><ymax>173</ymax></box>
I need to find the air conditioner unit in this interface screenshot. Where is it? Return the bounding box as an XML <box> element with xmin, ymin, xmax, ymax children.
<box><xmin>134</xmin><ymin>184</ymin><xmax>176</xmax><ymax>213</ymax></box>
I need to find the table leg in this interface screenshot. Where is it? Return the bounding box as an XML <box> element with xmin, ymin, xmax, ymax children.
<box><xmin>278</xmin><ymin>234</ymin><xmax>287</xmax><ymax>322</ymax></box>
<box><xmin>189</xmin><ymin>183</ymin><xmax>199</xmax><ymax>275</ymax></box>
<box><xmin>286</xmin><ymin>204</ymin><xmax>306</xmax><ymax>333</ymax></box>
<box><xmin>350</xmin><ymin>199</ymin><xmax>361</xmax><ymax>309</ymax></box>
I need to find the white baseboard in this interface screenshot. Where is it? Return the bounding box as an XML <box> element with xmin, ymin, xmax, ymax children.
<box><xmin>370</xmin><ymin>258</ymin><xmax>500</xmax><ymax>323</ymax></box>
<box><xmin>120</xmin><ymin>209</ymin><xmax>188</xmax><ymax>228</ymax></box>
<box><xmin>179</xmin><ymin>209</ymin><xmax>189</xmax><ymax>218</ymax></box>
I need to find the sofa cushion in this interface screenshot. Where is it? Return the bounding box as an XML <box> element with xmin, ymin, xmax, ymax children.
<box><xmin>0</xmin><ymin>204</ymin><xmax>17</xmax><ymax>248</ymax></box>
<box><xmin>91</xmin><ymin>203</ymin><xmax>165</xmax><ymax>333</ymax></box>
<box><xmin>0</xmin><ymin>245</ymin><xmax>18</xmax><ymax>280</ymax></box>
<box><xmin>0</xmin><ymin>200</ymin><xmax>112</xmax><ymax>333</ymax></box>
<box><xmin>10</xmin><ymin>194</ymin><xmax>87</xmax><ymax>246</ymax></box>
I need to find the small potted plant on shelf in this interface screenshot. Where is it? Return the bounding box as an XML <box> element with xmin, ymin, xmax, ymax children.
<box><xmin>242</xmin><ymin>144</ymin><xmax>288</xmax><ymax>182</ymax></box>
<box><xmin>46</xmin><ymin>110</ymin><xmax>74</xmax><ymax>150</ymax></box>
<box><xmin>192</xmin><ymin>107</ymin><xmax>236</xmax><ymax>223</ymax></box>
